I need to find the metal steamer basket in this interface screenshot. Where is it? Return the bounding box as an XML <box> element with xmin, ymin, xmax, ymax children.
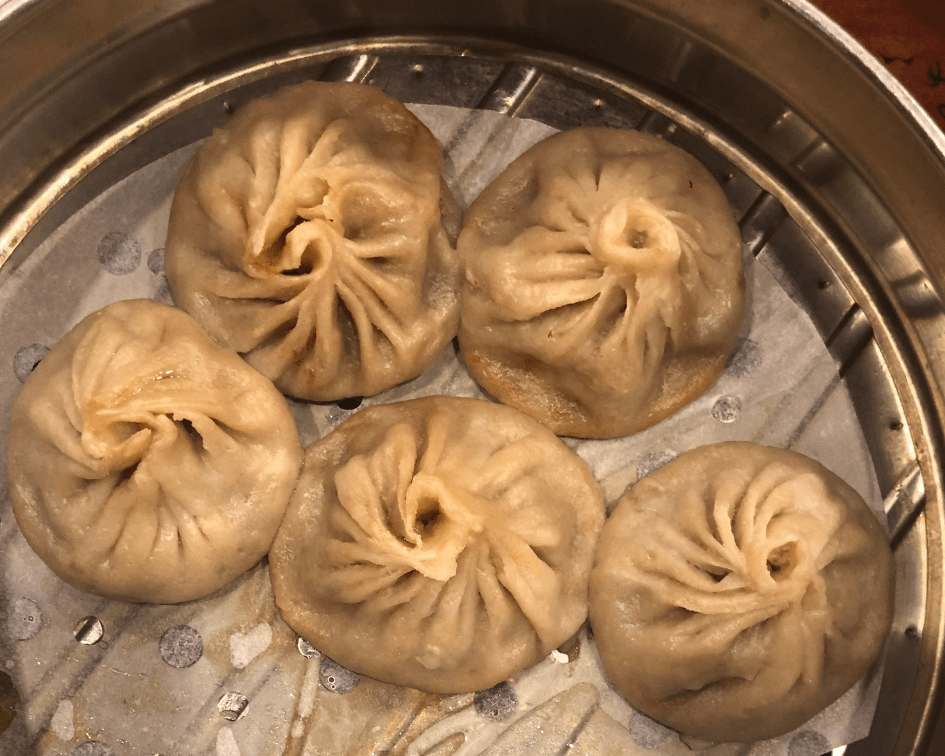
<box><xmin>0</xmin><ymin>1</ymin><xmax>944</xmax><ymax>755</ymax></box>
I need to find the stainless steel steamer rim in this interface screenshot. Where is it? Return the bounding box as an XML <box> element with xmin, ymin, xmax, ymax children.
<box><xmin>0</xmin><ymin>1</ymin><xmax>943</xmax><ymax>755</ymax></box>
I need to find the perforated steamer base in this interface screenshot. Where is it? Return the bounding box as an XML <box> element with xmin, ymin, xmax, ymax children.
<box><xmin>0</xmin><ymin>37</ymin><xmax>935</xmax><ymax>756</ymax></box>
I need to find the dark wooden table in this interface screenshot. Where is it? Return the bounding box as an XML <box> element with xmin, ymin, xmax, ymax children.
<box><xmin>813</xmin><ymin>0</ymin><xmax>945</xmax><ymax>130</ymax></box>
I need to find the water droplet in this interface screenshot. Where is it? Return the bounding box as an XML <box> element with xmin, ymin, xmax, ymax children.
<box><xmin>73</xmin><ymin>616</ymin><xmax>104</xmax><ymax>645</ymax></box>
<box><xmin>711</xmin><ymin>395</ymin><xmax>741</xmax><ymax>423</ymax></box>
<box><xmin>218</xmin><ymin>692</ymin><xmax>249</xmax><ymax>721</ymax></box>
<box><xmin>297</xmin><ymin>637</ymin><xmax>320</xmax><ymax>658</ymax></box>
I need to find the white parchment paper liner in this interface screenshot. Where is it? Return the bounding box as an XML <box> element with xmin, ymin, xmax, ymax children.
<box><xmin>0</xmin><ymin>103</ymin><xmax>885</xmax><ymax>756</ymax></box>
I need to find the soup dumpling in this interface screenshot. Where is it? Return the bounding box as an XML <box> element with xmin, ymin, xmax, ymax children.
<box><xmin>7</xmin><ymin>299</ymin><xmax>303</xmax><ymax>604</ymax></box>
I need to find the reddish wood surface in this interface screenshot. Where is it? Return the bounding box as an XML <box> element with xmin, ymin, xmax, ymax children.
<box><xmin>812</xmin><ymin>0</ymin><xmax>945</xmax><ymax>129</ymax></box>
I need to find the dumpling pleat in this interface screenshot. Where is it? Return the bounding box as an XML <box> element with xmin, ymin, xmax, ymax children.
<box><xmin>338</xmin><ymin>253</ymin><xmax>420</xmax><ymax>332</ymax></box>
<box><xmin>326</xmin><ymin>563</ymin><xmax>415</xmax><ymax>605</ymax></box>
<box><xmin>416</xmin><ymin>546</ymin><xmax>482</xmax><ymax>670</ymax></box>
<box><xmin>475</xmin><ymin>435</ymin><xmax>547</xmax><ymax>498</ymax></box>
<box><xmin>486</xmin><ymin>526</ymin><xmax>564</xmax><ymax>647</ymax></box>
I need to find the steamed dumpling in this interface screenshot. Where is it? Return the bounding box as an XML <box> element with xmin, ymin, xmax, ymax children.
<box><xmin>589</xmin><ymin>442</ymin><xmax>895</xmax><ymax>742</ymax></box>
<box><xmin>269</xmin><ymin>396</ymin><xmax>605</xmax><ymax>693</ymax></box>
<box><xmin>165</xmin><ymin>81</ymin><xmax>461</xmax><ymax>401</ymax></box>
<box><xmin>7</xmin><ymin>300</ymin><xmax>303</xmax><ymax>604</ymax></box>
<box><xmin>459</xmin><ymin>127</ymin><xmax>745</xmax><ymax>438</ymax></box>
